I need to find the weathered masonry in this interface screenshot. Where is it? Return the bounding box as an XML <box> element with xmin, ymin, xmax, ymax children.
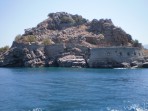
<box><xmin>88</xmin><ymin>47</ymin><xmax>144</xmax><ymax>67</ymax></box>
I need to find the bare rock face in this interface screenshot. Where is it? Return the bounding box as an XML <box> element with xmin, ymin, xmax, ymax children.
<box><xmin>23</xmin><ymin>48</ymin><xmax>46</xmax><ymax>67</ymax></box>
<box><xmin>88</xmin><ymin>19</ymin><xmax>133</xmax><ymax>46</ymax></box>
<box><xmin>88</xmin><ymin>19</ymin><xmax>113</xmax><ymax>34</ymax></box>
<box><xmin>57</xmin><ymin>55</ymin><xmax>87</xmax><ymax>67</ymax></box>
<box><xmin>0</xmin><ymin>42</ymin><xmax>47</xmax><ymax>67</ymax></box>
<box><xmin>0</xmin><ymin>47</ymin><xmax>24</xmax><ymax>67</ymax></box>
<box><xmin>142</xmin><ymin>62</ymin><xmax>148</xmax><ymax>68</ymax></box>
<box><xmin>47</xmin><ymin>12</ymin><xmax>87</xmax><ymax>30</ymax></box>
<box><xmin>35</xmin><ymin>12</ymin><xmax>88</xmax><ymax>31</ymax></box>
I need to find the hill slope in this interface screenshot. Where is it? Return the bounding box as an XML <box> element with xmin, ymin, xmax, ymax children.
<box><xmin>21</xmin><ymin>12</ymin><xmax>136</xmax><ymax>47</ymax></box>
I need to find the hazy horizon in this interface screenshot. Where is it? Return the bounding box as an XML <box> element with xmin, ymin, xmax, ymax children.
<box><xmin>0</xmin><ymin>0</ymin><xmax>148</xmax><ymax>47</ymax></box>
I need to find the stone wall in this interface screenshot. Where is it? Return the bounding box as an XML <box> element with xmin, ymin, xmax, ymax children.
<box><xmin>45</xmin><ymin>44</ymin><xmax>65</xmax><ymax>59</ymax></box>
<box><xmin>88</xmin><ymin>47</ymin><xmax>144</xmax><ymax>67</ymax></box>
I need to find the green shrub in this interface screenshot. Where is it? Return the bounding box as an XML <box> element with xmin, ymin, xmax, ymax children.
<box><xmin>133</xmin><ymin>39</ymin><xmax>140</xmax><ymax>47</ymax></box>
<box><xmin>61</xmin><ymin>16</ymin><xmax>75</xmax><ymax>24</ymax></box>
<box><xmin>73</xmin><ymin>15</ymin><xmax>83</xmax><ymax>23</ymax></box>
<box><xmin>42</xmin><ymin>38</ymin><xmax>53</xmax><ymax>45</ymax></box>
<box><xmin>0</xmin><ymin>45</ymin><xmax>9</xmax><ymax>54</ymax></box>
<box><xmin>15</xmin><ymin>34</ymin><xmax>22</xmax><ymax>42</ymax></box>
<box><xmin>15</xmin><ymin>35</ymin><xmax>37</xmax><ymax>43</ymax></box>
<box><xmin>23</xmin><ymin>35</ymin><xmax>37</xmax><ymax>43</ymax></box>
<box><xmin>98</xmin><ymin>34</ymin><xmax>105</xmax><ymax>40</ymax></box>
<box><xmin>15</xmin><ymin>34</ymin><xmax>37</xmax><ymax>43</ymax></box>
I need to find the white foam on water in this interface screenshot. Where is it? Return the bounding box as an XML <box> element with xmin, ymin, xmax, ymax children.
<box><xmin>114</xmin><ymin>68</ymin><xmax>127</xmax><ymax>69</ymax></box>
<box><xmin>108</xmin><ymin>109</ymin><xmax>119</xmax><ymax>111</ymax></box>
<box><xmin>28</xmin><ymin>108</ymin><xmax>43</xmax><ymax>111</ymax></box>
<box><xmin>126</xmin><ymin>104</ymin><xmax>148</xmax><ymax>111</ymax></box>
<box><xmin>107</xmin><ymin>104</ymin><xmax>148</xmax><ymax>111</ymax></box>
<box><xmin>107</xmin><ymin>107</ymin><xmax>120</xmax><ymax>111</ymax></box>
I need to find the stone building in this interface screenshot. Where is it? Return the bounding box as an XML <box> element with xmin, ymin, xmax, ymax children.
<box><xmin>88</xmin><ymin>47</ymin><xmax>144</xmax><ymax>68</ymax></box>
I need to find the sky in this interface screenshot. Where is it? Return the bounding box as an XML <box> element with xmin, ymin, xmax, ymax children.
<box><xmin>0</xmin><ymin>0</ymin><xmax>148</xmax><ymax>47</ymax></box>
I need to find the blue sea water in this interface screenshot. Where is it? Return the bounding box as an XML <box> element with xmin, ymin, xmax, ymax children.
<box><xmin>0</xmin><ymin>68</ymin><xmax>148</xmax><ymax>111</ymax></box>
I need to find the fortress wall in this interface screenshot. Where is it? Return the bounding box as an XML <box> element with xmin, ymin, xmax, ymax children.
<box><xmin>45</xmin><ymin>44</ymin><xmax>65</xmax><ymax>58</ymax></box>
<box><xmin>12</xmin><ymin>42</ymin><xmax>65</xmax><ymax>59</ymax></box>
<box><xmin>88</xmin><ymin>47</ymin><xmax>144</xmax><ymax>67</ymax></box>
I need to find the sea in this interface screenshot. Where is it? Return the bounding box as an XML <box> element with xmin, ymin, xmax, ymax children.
<box><xmin>0</xmin><ymin>67</ymin><xmax>148</xmax><ymax>111</ymax></box>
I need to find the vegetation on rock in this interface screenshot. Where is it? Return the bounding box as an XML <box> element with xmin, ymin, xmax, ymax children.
<box><xmin>15</xmin><ymin>34</ymin><xmax>22</xmax><ymax>42</ymax></box>
<box><xmin>15</xmin><ymin>35</ymin><xmax>37</xmax><ymax>43</ymax></box>
<box><xmin>42</xmin><ymin>38</ymin><xmax>53</xmax><ymax>45</ymax></box>
<box><xmin>0</xmin><ymin>46</ymin><xmax>9</xmax><ymax>55</ymax></box>
<box><xmin>61</xmin><ymin>16</ymin><xmax>75</xmax><ymax>24</ymax></box>
<box><xmin>23</xmin><ymin>35</ymin><xmax>36</xmax><ymax>43</ymax></box>
<box><xmin>132</xmin><ymin>39</ymin><xmax>142</xmax><ymax>47</ymax></box>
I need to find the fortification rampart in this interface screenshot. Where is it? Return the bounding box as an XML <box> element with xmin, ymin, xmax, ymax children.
<box><xmin>88</xmin><ymin>47</ymin><xmax>144</xmax><ymax>67</ymax></box>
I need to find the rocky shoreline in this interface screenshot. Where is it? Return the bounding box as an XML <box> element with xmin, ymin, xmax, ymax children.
<box><xmin>0</xmin><ymin>42</ymin><xmax>148</xmax><ymax>68</ymax></box>
<box><xmin>0</xmin><ymin>12</ymin><xmax>148</xmax><ymax>68</ymax></box>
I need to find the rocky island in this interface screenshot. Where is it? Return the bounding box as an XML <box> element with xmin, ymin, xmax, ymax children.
<box><xmin>0</xmin><ymin>12</ymin><xmax>148</xmax><ymax>68</ymax></box>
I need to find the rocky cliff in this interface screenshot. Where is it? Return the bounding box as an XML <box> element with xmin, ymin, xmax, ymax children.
<box><xmin>0</xmin><ymin>12</ymin><xmax>145</xmax><ymax>68</ymax></box>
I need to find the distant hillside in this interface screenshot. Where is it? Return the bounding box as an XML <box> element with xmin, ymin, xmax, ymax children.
<box><xmin>144</xmin><ymin>44</ymin><xmax>148</xmax><ymax>49</ymax></box>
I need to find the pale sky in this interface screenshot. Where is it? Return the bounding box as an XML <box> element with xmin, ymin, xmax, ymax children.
<box><xmin>0</xmin><ymin>0</ymin><xmax>148</xmax><ymax>47</ymax></box>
